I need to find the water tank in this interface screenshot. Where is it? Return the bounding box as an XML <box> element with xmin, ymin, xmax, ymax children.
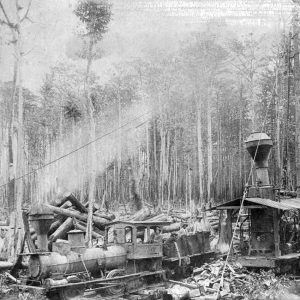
<box><xmin>245</xmin><ymin>132</ymin><xmax>273</xmax><ymax>185</ymax></box>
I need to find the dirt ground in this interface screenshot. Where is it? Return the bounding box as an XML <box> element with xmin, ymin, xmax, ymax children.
<box><xmin>1</xmin><ymin>284</ymin><xmax>300</xmax><ymax>300</ymax></box>
<box><xmin>1</xmin><ymin>272</ymin><xmax>300</xmax><ymax>300</ymax></box>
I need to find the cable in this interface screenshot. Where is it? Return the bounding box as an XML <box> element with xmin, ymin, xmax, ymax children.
<box><xmin>0</xmin><ymin>111</ymin><xmax>150</xmax><ymax>190</ymax></box>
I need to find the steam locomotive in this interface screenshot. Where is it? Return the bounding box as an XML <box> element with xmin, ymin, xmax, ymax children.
<box><xmin>20</xmin><ymin>214</ymin><xmax>213</xmax><ymax>299</ymax></box>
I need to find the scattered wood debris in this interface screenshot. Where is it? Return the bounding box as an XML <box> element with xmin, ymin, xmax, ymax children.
<box><xmin>165</xmin><ymin>259</ymin><xmax>295</xmax><ymax>299</ymax></box>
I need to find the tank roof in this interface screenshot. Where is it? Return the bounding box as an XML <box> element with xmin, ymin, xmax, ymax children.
<box><xmin>245</xmin><ymin>132</ymin><xmax>272</xmax><ymax>144</ymax></box>
<box><xmin>105</xmin><ymin>220</ymin><xmax>171</xmax><ymax>227</ymax></box>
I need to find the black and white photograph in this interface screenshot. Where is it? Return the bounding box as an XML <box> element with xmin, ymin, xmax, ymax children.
<box><xmin>1</xmin><ymin>0</ymin><xmax>300</xmax><ymax>299</ymax></box>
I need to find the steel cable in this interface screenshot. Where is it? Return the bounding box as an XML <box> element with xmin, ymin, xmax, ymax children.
<box><xmin>0</xmin><ymin>111</ymin><xmax>150</xmax><ymax>190</ymax></box>
<box><xmin>215</xmin><ymin>84</ymin><xmax>275</xmax><ymax>299</ymax></box>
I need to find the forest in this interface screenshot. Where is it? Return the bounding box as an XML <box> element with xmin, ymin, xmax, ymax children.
<box><xmin>0</xmin><ymin>0</ymin><xmax>299</xmax><ymax>259</ymax></box>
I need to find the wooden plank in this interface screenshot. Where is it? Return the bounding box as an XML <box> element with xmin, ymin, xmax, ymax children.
<box><xmin>276</xmin><ymin>253</ymin><xmax>300</xmax><ymax>260</ymax></box>
<box><xmin>237</xmin><ymin>256</ymin><xmax>276</xmax><ymax>268</ymax></box>
<box><xmin>216</xmin><ymin>206</ymin><xmax>263</xmax><ymax>210</ymax></box>
<box><xmin>85</xmin><ymin>284</ymin><xmax>121</xmax><ymax>292</ymax></box>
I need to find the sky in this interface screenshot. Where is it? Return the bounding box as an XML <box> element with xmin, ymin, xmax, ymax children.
<box><xmin>0</xmin><ymin>0</ymin><xmax>295</xmax><ymax>94</ymax></box>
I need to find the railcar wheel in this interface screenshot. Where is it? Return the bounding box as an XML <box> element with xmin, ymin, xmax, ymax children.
<box><xmin>105</xmin><ymin>269</ymin><xmax>125</xmax><ymax>295</ymax></box>
<box><xmin>58</xmin><ymin>286</ymin><xmax>84</xmax><ymax>300</ymax></box>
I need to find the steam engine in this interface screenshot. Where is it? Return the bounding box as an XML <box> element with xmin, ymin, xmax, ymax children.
<box><xmin>28</xmin><ymin>243</ymin><xmax>126</xmax><ymax>280</ymax></box>
<box><xmin>23</xmin><ymin>204</ymin><xmax>213</xmax><ymax>300</ymax></box>
<box><xmin>28</xmin><ymin>211</ymin><xmax>124</xmax><ymax>281</ymax></box>
<box><xmin>24</xmin><ymin>215</ymin><xmax>171</xmax><ymax>299</ymax></box>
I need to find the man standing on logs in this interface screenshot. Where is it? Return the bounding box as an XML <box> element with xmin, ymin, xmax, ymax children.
<box><xmin>193</xmin><ymin>215</ymin><xmax>203</xmax><ymax>233</ymax></box>
<box><xmin>178</xmin><ymin>223</ymin><xmax>189</xmax><ymax>237</ymax></box>
<box><xmin>193</xmin><ymin>213</ymin><xmax>212</xmax><ymax>234</ymax></box>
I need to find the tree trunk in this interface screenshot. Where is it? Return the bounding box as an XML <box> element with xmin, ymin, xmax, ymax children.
<box><xmin>275</xmin><ymin>65</ymin><xmax>282</xmax><ymax>187</ymax></box>
<box><xmin>197</xmin><ymin>99</ymin><xmax>204</xmax><ymax>208</ymax></box>
<box><xmin>206</xmin><ymin>90</ymin><xmax>213</xmax><ymax>205</ymax></box>
<box><xmin>284</xmin><ymin>33</ymin><xmax>292</xmax><ymax>190</ymax></box>
<box><xmin>7</xmin><ymin>0</ymin><xmax>26</xmax><ymax>264</ymax></box>
<box><xmin>85</xmin><ymin>37</ymin><xmax>97</xmax><ymax>247</ymax></box>
<box><xmin>293</xmin><ymin>12</ymin><xmax>300</xmax><ymax>196</ymax></box>
<box><xmin>117</xmin><ymin>89</ymin><xmax>122</xmax><ymax>207</ymax></box>
<box><xmin>153</xmin><ymin>120</ymin><xmax>158</xmax><ymax>204</ymax></box>
<box><xmin>239</xmin><ymin>82</ymin><xmax>243</xmax><ymax>192</ymax></box>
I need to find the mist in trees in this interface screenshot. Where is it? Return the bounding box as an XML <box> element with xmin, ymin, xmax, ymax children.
<box><xmin>0</xmin><ymin>1</ymin><xmax>299</xmax><ymax>233</ymax></box>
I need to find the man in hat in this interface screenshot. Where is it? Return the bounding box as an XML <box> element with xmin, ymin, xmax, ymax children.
<box><xmin>193</xmin><ymin>214</ymin><xmax>203</xmax><ymax>233</ymax></box>
<box><xmin>163</xmin><ymin>232</ymin><xmax>178</xmax><ymax>257</ymax></box>
<box><xmin>178</xmin><ymin>222</ymin><xmax>189</xmax><ymax>236</ymax></box>
<box><xmin>193</xmin><ymin>212</ymin><xmax>212</xmax><ymax>233</ymax></box>
<box><xmin>150</xmin><ymin>226</ymin><xmax>162</xmax><ymax>243</ymax></box>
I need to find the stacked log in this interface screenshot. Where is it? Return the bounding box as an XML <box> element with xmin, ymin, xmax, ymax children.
<box><xmin>130</xmin><ymin>207</ymin><xmax>152</xmax><ymax>221</ymax></box>
<box><xmin>146</xmin><ymin>213</ymin><xmax>170</xmax><ymax>222</ymax></box>
<box><xmin>45</xmin><ymin>205</ymin><xmax>110</xmax><ymax>228</ymax></box>
<box><xmin>162</xmin><ymin>223</ymin><xmax>181</xmax><ymax>233</ymax></box>
<box><xmin>29</xmin><ymin>193</ymin><xmax>115</xmax><ymax>243</ymax></box>
<box><xmin>124</xmin><ymin>207</ymin><xmax>219</xmax><ymax>236</ymax></box>
<box><xmin>49</xmin><ymin>217</ymin><xmax>73</xmax><ymax>242</ymax></box>
<box><xmin>73</xmin><ymin>221</ymin><xmax>103</xmax><ymax>239</ymax></box>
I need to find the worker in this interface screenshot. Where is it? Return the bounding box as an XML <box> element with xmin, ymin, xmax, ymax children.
<box><xmin>0</xmin><ymin>227</ymin><xmax>8</xmax><ymax>260</ymax></box>
<box><xmin>163</xmin><ymin>232</ymin><xmax>178</xmax><ymax>257</ymax></box>
<box><xmin>193</xmin><ymin>215</ymin><xmax>203</xmax><ymax>233</ymax></box>
<box><xmin>150</xmin><ymin>227</ymin><xmax>162</xmax><ymax>243</ymax></box>
<box><xmin>178</xmin><ymin>223</ymin><xmax>189</xmax><ymax>236</ymax></box>
<box><xmin>194</xmin><ymin>212</ymin><xmax>213</xmax><ymax>233</ymax></box>
<box><xmin>125</xmin><ymin>227</ymin><xmax>132</xmax><ymax>243</ymax></box>
<box><xmin>167</xmin><ymin>232</ymin><xmax>178</xmax><ymax>243</ymax></box>
<box><xmin>113</xmin><ymin>229</ymin><xmax>118</xmax><ymax>244</ymax></box>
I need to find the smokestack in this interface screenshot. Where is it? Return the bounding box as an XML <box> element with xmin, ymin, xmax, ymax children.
<box><xmin>29</xmin><ymin>205</ymin><xmax>53</xmax><ymax>251</ymax></box>
<box><xmin>245</xmin><ymin>132</ymin><xmax>273</xmax><ymax>186</ymax></box>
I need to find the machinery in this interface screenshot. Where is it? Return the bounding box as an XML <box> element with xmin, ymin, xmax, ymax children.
<box><xmin>212</xmin><ymin>132</ymin><xmax>300</xmax><ymax>274</ymax></box>
<box><xmin>18</xmin><ymin>210</ymin><xmax>213</xmax><ymax>299</ymax></box>
<box><xmin>20</xmin><ymin>215</ymin><xmax>170</xmax><ymax>299</ymax></box>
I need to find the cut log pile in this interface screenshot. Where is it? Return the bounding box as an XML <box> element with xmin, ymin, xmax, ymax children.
<box><xmin>125</xmin><ymin>207</ymin><xmax>219</xmax><ymax>223</ymax></box>
<box><xmin>166</xmin><ymin>259</ymin><xmax>294</xmax><ymax>299</ymax></box>
<box><xmin>28</xmin><ymin>196</ymin><xmax>221</xmax><ymax>245</ymax></box>
<box><xmin>29</xmin><ymin>192</ymin><xmax>115</xmax><ymax>243</ymax></box>
<box><xmin>119</xmin><ymin>207</ymin><xmax>221</xmax><ymax>239</ymax></box>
